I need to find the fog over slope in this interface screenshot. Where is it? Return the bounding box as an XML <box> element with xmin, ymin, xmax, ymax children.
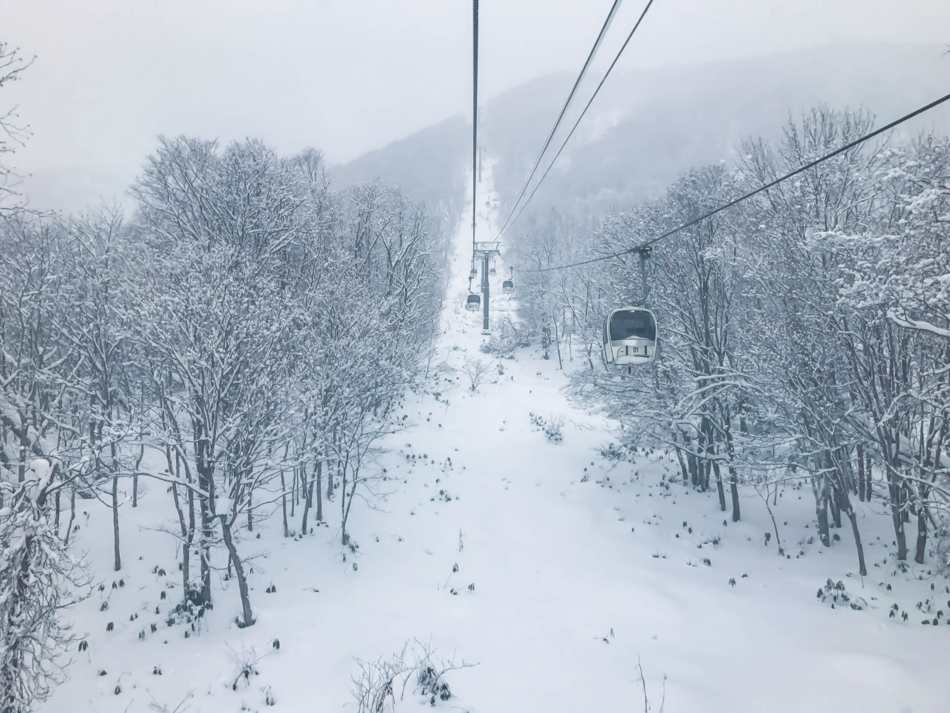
<box><xmin>333</xmin><ymin>42</ymin><xmax>950</xmax><ymax>222</ymax></box>
<box><xmin>328</xmin><ymin>115</ymin><xmax>470</xmax><ymax>228</ymax></box>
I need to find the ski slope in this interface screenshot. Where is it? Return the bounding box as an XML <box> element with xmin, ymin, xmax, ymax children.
<box><xmin>45</xmin><ymin>162</ymin><xmax>949</xmax><ymax>713</ymax></box>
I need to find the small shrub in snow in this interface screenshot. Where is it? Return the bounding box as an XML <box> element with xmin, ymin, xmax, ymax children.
<box><xmin>817</xmin><ymin>579</ymin><xmax>867</xmax><ymax>610</ymax></box>
<box><xmin>600</xmin><ymin>442</ymin><xmax>634</xmax><ymax>462</ymax></box>
<box><xmin>889</xmin><ymin>604</ymin><xmax>910</xmax><ymax>622</ymax></box>
<box><xmin>529</xmin><ymin>413</ymin><xmax>564</xmax><ymax>443</ymax></box>
<box><xmin>147</xmin><ymin>691</ymin><xmax>194</xmax><ymax>712</ymax></box>
<box><xmin>165</xmin><ymin>589</ymin><xmax>212</xmax><ymax>631</ymax></box>
<box><xmin>417</xmin><ymin>665</ymin><xmax>451</xmax><ymax>704</ymax></box>
<box><xmin>351</xmin><ymin>648</ymin><xmax>406</xmax><ymax>713</ymax></box>
<box><xmin>436</xmin><ymin>489</ymin><xmax>453</xmax><ymax>503</ymax></box>
<box><xmin>228</xmin><ymin>644</ymin><xmax>268</xmax><ymax>691</ymax></box>
<box><xmin>350</xmin><ymin>640</ymin><xmax>474</xmax><ymax>712</ymax></box>
<box><xmin>462</xmin><ymin>358</ymin><xmax>492</xmax><ymax>391</ymax></box>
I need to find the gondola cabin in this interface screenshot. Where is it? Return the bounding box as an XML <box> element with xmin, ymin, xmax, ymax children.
<box><xmin>603</xmin><ymin>307</ymin><xmax>656</xmax><ymax>365</ymax></box>
<box><xmin>465</xmin><ymin>294</ymin><xmax>481</xmax><ymax>312</ymax></box>
<box><xmin>502</xmin><ymin>279</ymin><xmax>514</xmax><ymax>295</ymax></box>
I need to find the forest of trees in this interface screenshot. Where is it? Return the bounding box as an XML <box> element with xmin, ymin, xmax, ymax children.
<box><xmin>3</xmin><ymin>24</ymin><xmax>950</xmax><ymax>710</ymax></box>
<box><xmin>0</xmin><ymin>120</ymin><xmax>447</xmax><ymax>710</ymax></box>
<box><xmin>503</xmin><ymin>106</ymin><xmax>949</xmax><ymax>580</ymax></box>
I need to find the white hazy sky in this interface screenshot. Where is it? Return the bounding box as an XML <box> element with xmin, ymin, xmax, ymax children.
<box><xmin>4</xmin><ymin>0</ymin><xmax>949</xmax><ymax>211</ymax></box>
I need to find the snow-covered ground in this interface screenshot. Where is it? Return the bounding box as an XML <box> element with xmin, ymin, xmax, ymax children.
<box><xmin>45</xmin><ymin>162</ymin><xmax>950</xmax><ymax>713</ymax></box>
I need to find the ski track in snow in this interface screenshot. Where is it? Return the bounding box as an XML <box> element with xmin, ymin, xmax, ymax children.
<box><xmin>46</xmin><ymin>162</ymin><xmax>950</xmax><ymax>713</ymax></box>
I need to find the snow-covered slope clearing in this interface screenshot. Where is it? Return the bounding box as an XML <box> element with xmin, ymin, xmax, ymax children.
<box><xmin>44</xmin><ymin>162</ymin><xmax>949</xmax><ymax>713</ymax></box>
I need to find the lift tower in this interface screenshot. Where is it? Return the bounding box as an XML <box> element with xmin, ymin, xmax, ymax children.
<box><xmin>474</xmin><ymin>241</ymin><xmax>500</xmax><ymax>334</ymax></box>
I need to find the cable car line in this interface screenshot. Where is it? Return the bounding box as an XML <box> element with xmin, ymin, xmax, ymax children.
<box><xmin>498</xmin><ymin>0</ymin><xmax>656</xmax><ymax>240</ymax></box>
<box><xmin>471</xmin><ymin>0</ymin><xmax>480</xmax><ymax>270</ymax></box>
<box><xmin>495</xmin><ymin>0</ymin><xmax>628</xmax><ymax>240</ymax></box>
<box><xmin>525</xmin><ymin>89</ymin><xmax>950</xmax><ymax>274</ymax></box>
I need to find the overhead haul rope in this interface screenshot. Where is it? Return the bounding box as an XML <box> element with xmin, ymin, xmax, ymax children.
<box><xmin>471</xmin><ymin>0</ymin><xmax>479</xmax><ymax>270</ymax></box>
<box><xmin>500</xmin><ymin>0</ymin><xmax>655</xmax><ymax>239</ymax></box>
<box><xmin>496</xmin><ymin>0</ymin><xmax>627</xmax><ymax>240</ymax></box>
<box><xmin>525</xmin><ymin>90</ymin><xmax>950</xmax><ymax>273</ymax></box>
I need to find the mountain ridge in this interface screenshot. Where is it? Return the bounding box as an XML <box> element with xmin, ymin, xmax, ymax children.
<box><xmin>330</xmin><ymin>41</ymin><xmax>950</xmax><ymax>219</ymax></box>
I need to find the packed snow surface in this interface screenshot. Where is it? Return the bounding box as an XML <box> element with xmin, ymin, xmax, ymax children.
<box><xmin>45</xmin><ymin>163</ymin><xmax>949</xmax><ymax>713</ymax></box>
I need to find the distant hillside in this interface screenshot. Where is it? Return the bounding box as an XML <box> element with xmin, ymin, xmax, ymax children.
<box><xmin>328</xmin><ymin>114</ymin><xmax>469</xmax><ymax>228</ymax></box>
<box><xmin>329</xmin><ymin>42</ymin><xmax>950</xmax><ymax>229</ymax></box>
<box><xmin>485</xmin><ymin>42</ymin><xmax>950</xmax><ymax>220</ymax></box>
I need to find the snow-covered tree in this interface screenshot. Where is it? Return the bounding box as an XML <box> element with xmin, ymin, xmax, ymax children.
<box><xmin>512</xmin><ymin>104</ymin><xmax>949</xmax><ymax>576</ymax></box>
<box><xmin>0</xmin><ymin>460</ymin><xmax>86</xmax><ymax>713</ymax></box>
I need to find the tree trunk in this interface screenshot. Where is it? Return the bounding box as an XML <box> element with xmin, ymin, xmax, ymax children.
<box><xmin>724</xmin><ymin>415</ymin><xmax>740</xmax><ymax>522</ymax></box>
<box><xmin>197</xmin><ymin>464</ymin><xmax>214</xmax><ymax>605</ymax></box>
<box><xmin>18</xmin><ymin>418</ymin><xmax>28</xmax><ymax>482</ymax></box>
<box><xmin>133</xmin><ymin>443</ymin><xmax>144</xmax><ymax>508</ymax></box>
<box><xmin>315</xmin><ymin>460</ymin><xmax>323</xmax><ymax>523</ymax></box>
<box><xmin>840</xmin><ymin>490</ymin><xmax>868</xmax><ymax>576</ymax></box>
<box><xmin>341</xmin><ymin>464</ymin><xmax>358</xmax><ymax>546</ymax></box>
<box><xmin>682</xmin><ymin>431</ymin><xmax>700</xmax><ymax>489</ymax></box>
<box><xmin>300</xmin><ymin>466</ymin><xmax>311</xmax><ymax>535</ymax></box>
<box><xmin>886</xmin><ymin>461</ymin><xmax>908</xmax><ymax>561</ymax></box>
<box><xmin>184</xmin><ymin>451</ymin><xmax>196</xmax><ymax>599</ymax></box>
<box><xmin>729</xmin><ymin>467</ymin><xmax>740</xmax><ymax>523</ymax></box>
<box><xmin>830</xmin><ymin>488</ymin><xmax>842</xmax><ymax>529</ymax></box>
<box><xmin>170</xmin><ymin>453</ymin><xmax>195</xmax><ymax>602</ymax></box>
<box><xmin>687</xmin><ymin>450</ymin><xmax>700</xmax><ymax>489</ymax></box>
<box><xmin>915</xmin><ymin>485</ymin><xmax>928</xmax><ymax>564</ymax></box>
<box><xmin>813</xmin><ymin>473</ymin><xmax>831</xmax><ymax>547</ymax></box>
<box><xmin>219</xmin><ymin>515</ymin><xmax>254</xmax><ymax>627</ymax></box>
<box><xmin>712</xmin><ymin>459</ymin><xmax>727</xmax><ymax>512</ymax></box>
<box><xmin>247</xmin><ymin>489</ymin><xmax>253</xmax><ymax>532</ymax></box>
<box><xmin>762</xmin><ymin>483</ymin><xmax>784</xmax><ymax>556</ymax></box>
<box><xmin>112</xmin><ymin>474</ymin><xmax>122</xmax><ymax>571</ymax></box>
<box><xmin>290</xmin><ymin>466</ymin><xmax>296</xmax><ymax>517</ymax></box>
<box><xmin>280</xmin><ymin>470</ymin><xmax>289</xmax><ymax>537</ymax></box>
<box><xmin>340</xmin><ymin>463</ymin><xmax>348</xmax><ymax>544</ymax></box>
<box><xmin>182</xmin><ymin>525</ymin><xmax>192</xmax><ymax>600</ymax></box>
<box><xmin>702</xmin><ymin>417</ymin><xmax>719</xmax><ymax>502</ymax></box>
<box><xmin>701</xmin><ymin>418</ymin><xmax>714</xmax><ymax>492</ymax></box>
<box><xmin>673</xmin><ymin>444</ymin><xmax>689</xmax><ymax>484</ymax></box>
<box><xmin>63</xmin><ymin>488</ymin><xmax>76</xmax><ymax>546</ymax></box>
<box><xmin>856</xmin><ymin>443</ymin><xmax>866</xmax><ymax>502</ymax></box>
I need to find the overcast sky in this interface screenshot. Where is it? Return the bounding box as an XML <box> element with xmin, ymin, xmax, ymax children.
<box><xmin>4</xmin><ymin>0</ymin><xmax>949</xmax><ymax>211</ymax></box>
